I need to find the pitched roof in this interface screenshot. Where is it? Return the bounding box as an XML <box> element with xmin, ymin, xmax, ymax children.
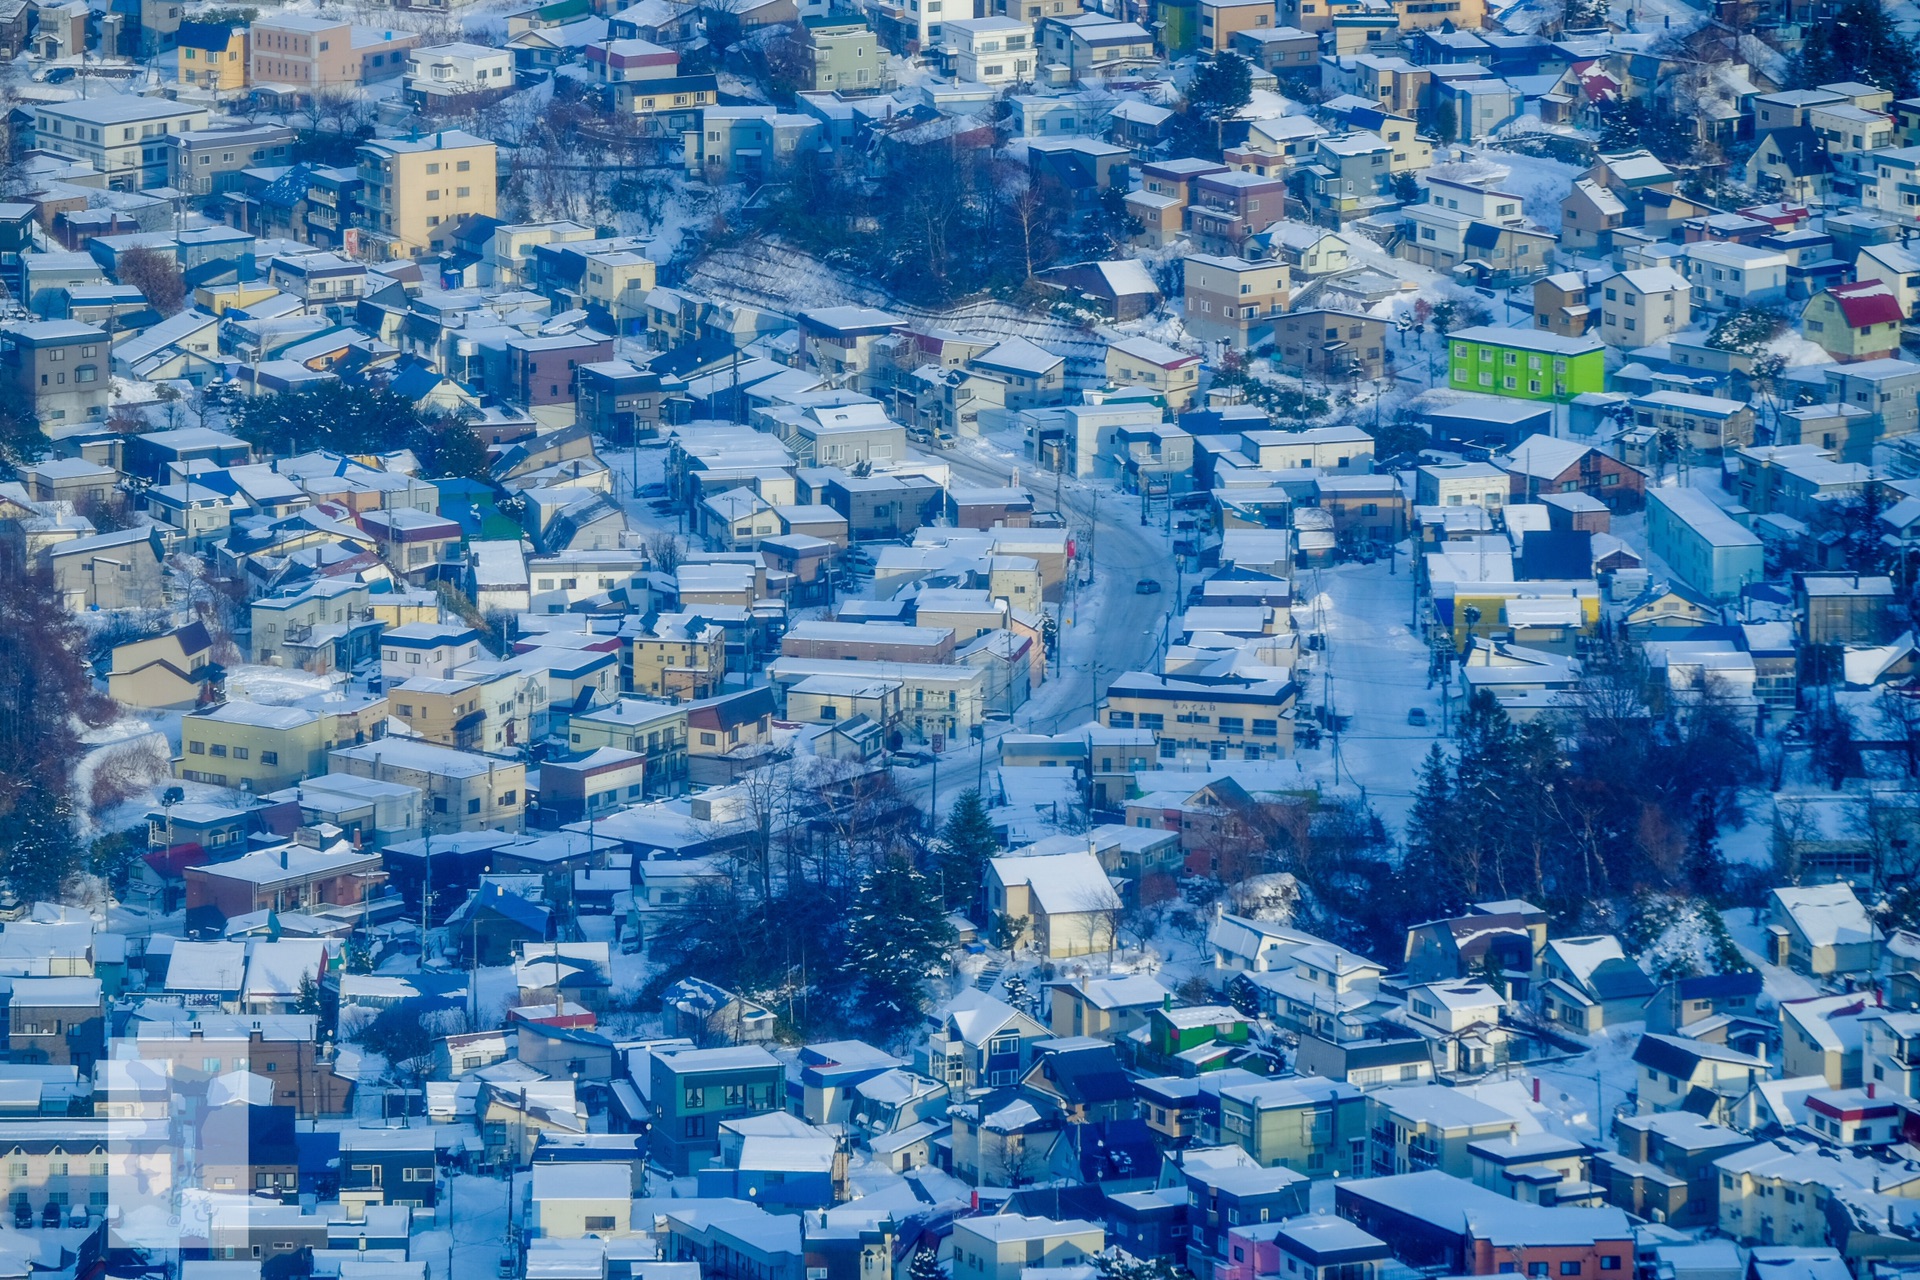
<box><xmin>1758</xmin><ymin>126</ymin><xmax>1833</xmax><ymax>177</ymax></box>
<box><xmin>1826</xmin><ymin>280</ymin><xmax>1905</xmax><ymax>329</ymax></box>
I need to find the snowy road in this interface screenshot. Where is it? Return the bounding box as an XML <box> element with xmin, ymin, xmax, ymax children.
<box><xmin>874</xmin><ymin>433</ymin><xmax>1180</xmax><ymax>820</ymax></box>
<box><xmin>1294</xmin><ymin>556</ymin><xmax>1449</xmax><ymax>835</ymax></box>
<box><xmin>943</xmin><ymin>436</ymin><xmax>1181</xmax><ymax>737</ymax></box>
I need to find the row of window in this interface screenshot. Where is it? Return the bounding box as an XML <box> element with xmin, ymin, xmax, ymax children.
<box><xmin>1108</xmin><ymin>711</ymin><xmax>1279</xmax><ymax>735</ymax></box>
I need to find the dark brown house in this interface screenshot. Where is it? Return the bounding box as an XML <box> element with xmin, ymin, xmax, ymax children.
<box><xmin>1271</xmin><ymin>309</ymin><xmax>1389</xmax><ymax>381</ymax></box>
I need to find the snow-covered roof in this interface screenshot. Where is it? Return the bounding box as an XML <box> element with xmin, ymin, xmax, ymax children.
<box><xmin>1773</xmin><ymin>883</ymin><xmax>1881</xmax><ymax>948</ymax></box>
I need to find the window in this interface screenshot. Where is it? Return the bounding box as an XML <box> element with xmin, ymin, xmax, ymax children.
<box><xmin>467</xmin><ymin>798</ymin><xmax>481</xmax><ymax>814</ymax></box>
<box><xmin>585</xmin><ymin>1216</ymin><xmax>617</xmax><ymax>1231</ymax></box>
<box><xmin>1561</xmin><ymin>1265</ymin><xmax>1582</xmax><ymax>1276</ymax></box>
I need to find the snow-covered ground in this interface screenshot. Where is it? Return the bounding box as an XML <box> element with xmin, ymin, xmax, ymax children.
<box><xmin>1292</xmin><ymin>557</ymin><xmax>1449</xmax><ymax>836</ymax></box>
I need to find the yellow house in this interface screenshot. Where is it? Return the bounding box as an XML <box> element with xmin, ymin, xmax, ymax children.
<box><xmin>1801</xmin><ymin>282</ymin><xmax>1904</xmax><ymax>363</ymax></box>
<box><xmin>987</xmin><ymin>850</ymin><xmax>1121</xmax><ymax>958</ymax></box>
<box><xmin>1391</xmin><ymin>0</ymin><xmax>1482</xmax><ymax>29</ymax></box>
<box><xmin>1105</xmin><ymin>335</ymin><xmax>1201</xmax><ymax>411</ymax></box>
<box><xmin>366</xmin><ymin>590</ymin><xmax>441</xmax><ymax>629</ymax></box>
<box><xmin>195</xmin><ymin>281</ymin><xmax>280</xmax><ymax>315</ymax></box>
<box><xmin>581</xmin><ymin>250</ymin><xmax>656</xmax><ymax>330</ymax></box>
<box><xmin>1445</xmin><ymin>585</ymin><xmax>1602</xmax><ymax>650</ymax></box>
<box><xmin>178</xmin><ymin>23</ymin><xmax>248</xmax><ymax>90</ymax></box>
<box><xmin>356</xmin><ymin>130</ymin><xmax>498</xmax><ymax>259</ymax></box>
<box><xmin>178</xmin><ymin>698</ymin><xmax>388</xmax><ymax>791</ymax></box>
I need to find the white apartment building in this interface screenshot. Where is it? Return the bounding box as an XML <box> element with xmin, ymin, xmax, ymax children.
<box><xmin>1681</xmin><ymin>242</ymin><xmax>1789</xmax><ymax>310</ymax></box>
<box><xmin>33</xmin><ymin>95</ymin><xmax>211</xmax><ymax>190</ymax></box>
<box><xmin>943</xmin><ymin>17</ymin><xmax>1035</xmax><ymax>83</ymax></box>
<box><xmin>405</xmin><ymin>42</ymin><xmax>515</xmax><ymax>97</ymax></box>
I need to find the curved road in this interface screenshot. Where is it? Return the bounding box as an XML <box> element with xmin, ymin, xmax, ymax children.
<box><xmin>888</xmin><ymin>438</ymin><xmax>1181</xmax><ymax>823</ymax></box>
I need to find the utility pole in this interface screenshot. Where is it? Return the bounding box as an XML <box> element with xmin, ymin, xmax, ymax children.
<box><xmin>1086</xmin><ymin>492</ymin><xmax>1100</xmax><ymax>585</ymax></box>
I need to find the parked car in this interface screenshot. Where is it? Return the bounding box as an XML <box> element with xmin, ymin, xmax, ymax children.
<box><xmin>638</xmin><ymin>482</ymin><xmax>668</xmax><ymax>499</ymax></box>
<box><xmin>930</xmin><ymin>429</ymin><xmax>957</xmax><ymax>449</ymax></box>
<box><xmin>1407</xmin><ymin>707</ymin><xmax>1428</xmax><ymax>726</ymax></box>
<box><xmin>1135</xmin><ymin>578</ymin><xmax>1162</xmax><ymax>595</ymax></box>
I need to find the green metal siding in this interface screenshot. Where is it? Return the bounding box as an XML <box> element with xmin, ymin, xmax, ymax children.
<box><xmin>1447</xmin><ymin>338</ymin><xmax>1605</xmax><ymax>403</ymax></box>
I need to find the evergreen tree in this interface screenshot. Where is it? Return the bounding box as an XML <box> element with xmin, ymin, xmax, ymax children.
<box><xmin>938</xmin><ymin>789</ymin><xmax>999</xmax><ymax>913</ymax></box>
<box><xmin>0</xmin><ymin>378</ymin><xmax>49</xmax><ymax>467</ymax></box>
<box><xmin>414</xmin><ymin>416</ymin><xmax>493</xmax><ymax>481</ymax></box>
<box><xmin>1683</xmin><ymin>797</ymin><xmax>1727</xmax><ymax>903</ymax></box>
<box><xmin>1178</xmin><ymin>53</ymin><xmax>1254</xmax><ymax>153</ymax></box>
<box><xmin>843</xmin><ymin>852</ymin><xmax>957</xmax><ymax>1040</ymax></box>
<box><xmin>1001</xmin><ymin>972</ymin><xmax>1035</xmax><ymax>1015</ymax></box>
<box><xmin>235</xmin><ymin>379</ymin><xmax>424</xmax><ymax>456</ymax></box>
<box><xmin>1790</xmin><ymin>0</ymin><xmax>1919</xmax><ymax>97</ymax></box>
<box><xmin>910</xmin><ymin>1251</ymin><xmax>947</xmax><ymax>1280</ymax></box>
<box><xmin>1403</xmin><ymin>744</ymin><xmax>1455</xmax><ymax>890</ymax></box>
<box><xmin>296</xmin><ymin>971</ymin><xmax>324</xmax><ymax>1017</ymax></box>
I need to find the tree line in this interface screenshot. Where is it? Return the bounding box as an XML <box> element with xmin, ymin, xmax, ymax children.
<box><xmin>1401</xmin><ymin>639</ymin><xmax>1760</xmax><ymax>927</ymax></box>
<box><xmin>642</xmin><ymin>779</ymin><xmax>1003</xmax><ymax>1045</ymax></box>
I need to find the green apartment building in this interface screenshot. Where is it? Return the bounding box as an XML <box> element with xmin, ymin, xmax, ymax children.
<box><xmin>648</xmin><ymin>1045</ymin><xmax>785</xmax><ymax>1174</ymax></box>
<box><xmin>803</xmin><ymin>15</ymin><xmax>883</xmax><ymax>93</ymax></box>
<box><xmin>1447</xmin><ymin>325</ymin><xmax>1605</xmax><ymax>402</ymax></box>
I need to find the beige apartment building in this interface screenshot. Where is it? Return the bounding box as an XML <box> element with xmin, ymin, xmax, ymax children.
<box><xmin>250</xmin><ymin>16</ymin><xmax>420</xmax><ymax>87</ymax></box>
<box><xmin>946</xmin><ymin>1216</ymin><xmax>1105</xmax><ymax>1280</ymax></box>
<box><xmin>1103</xmin><ymin>672</ymin><xmax>1297</xmax><ymax>762</ymax></box>
<box><xmin>770</xmin><ymin>657</ymin><xmax>992</xmax><ymax>747</ymax></box>
<box><xmin>390</xmin><ymin>667</ymin><xmax>544</xmax><ymax>755</ymax></box>
<box><xmin>356</xmin><ymin>130</ymin><xmax>497</xmax><ymax>258</ymax></box>
<box><xmin>1182</xmin><ymin>254</ymin><xmax>1290</xmax><ymax>347</ymax></box>
<box><xmin>178</xmin><ymin>698</ymin><xmax>388</xmax><ymax>791</ymax></box>
<box><xmin>250</xmin><ymin>579</ymin><xmax>381</xmax><ymax>673</ymax></box>
<box><xmin>0</xmin><ymin>1120</ymin><xmax>174</xmax><ymax>1220</ymax></box>
<box><xmin>622</xmin><ymin>613</ymin><xmax>727</xmax><ymax>700</ymax></box>
<box><xmin>329</xmin><ymin>740</ymin><xmax>527</xmax><ymax>833</ymax></box>
<box><xmin>1199</xmin><ymin>0</ymin><xmax>1277</xmax><ymax>51</ymax></box>
<box><xmin>565</xmin><ymin>697</ymin><xmax>689</xmax><ymax>794</ymax></box>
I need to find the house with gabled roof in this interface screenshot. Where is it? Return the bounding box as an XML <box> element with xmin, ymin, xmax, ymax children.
<box><xmin>1402</xmin><ymin>900</ymin><xmax>1546</xmax><ymax>985</ymax></box>
<box><xmin>988</xmin><ymin>850</ymin><xmax>1122</xmax><ymax>958</ymax></box>
<box><xmin>1746</xmin><ymin>127</ymin><xmax>1833</xmax><ymax>204</ymax></box>
<box><xmin>1499</xmin><ymin>434</ymin><xmax>1645</xmax><ymax>509</ymax></box>
<box><xmin>1803</xmin><ymin>280</ymin><xmax>1905</xmax><ymax>363</ymax></box>
<box><xmin>924</xmin><ymin>990</ymin><xmax>1050</xmax><ymax>1092</ymax></box>
<box><xmin>107</xmin><ymin>622</ymin><xmax>215</xmax><ymax>709</ymax></box>
<box><xmin>1767</xmin><ymin>882</ymin><xmax>1883</xmax><ymax>977</ymax></box>
<box><xmin>1047</xmin><ymin>973</ymin><xmax>1171</xmax><ymax>1040</ymax></box>
<box><xmin>1633</xmin><ymin>1033</ymin><xmax>1772</xmax><ymax>1121</ymax></box>
<box><xmin>1537</xmin><ymin>935</ymin><xmax>1655</xmax><ymax>1033</ymax></box>
<box><xmin>1560</xmin><ymin>178</ymin><xmax>1627</xmax><ymax>254</ymax></box>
